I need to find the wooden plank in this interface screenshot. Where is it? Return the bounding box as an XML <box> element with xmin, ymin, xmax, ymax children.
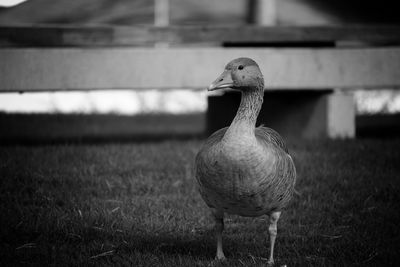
<box><xmin>1</xmin><ymin>25</ymin><xmax>400</xmax><ymax>47</ymax></box>
<box><xmin>1</xmin><ymin>47</ymin><xmax>400</xmax><ymax>92</ymax></box>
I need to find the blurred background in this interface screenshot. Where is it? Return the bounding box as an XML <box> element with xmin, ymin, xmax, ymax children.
<box><xmin>1</xmin><ymin>0</ymin><xmax>400</xmax><ymax>142</ymax></box>
<box><xmin>1</xmin><ymin>2</ymin><xmax>400</xmax><ymax>265</ymax></box>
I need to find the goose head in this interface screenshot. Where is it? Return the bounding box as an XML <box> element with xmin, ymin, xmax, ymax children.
<box><xmin>208</xmin><ymin>57</ymin><xmax>264</xmax><ymax>92</ymax></box>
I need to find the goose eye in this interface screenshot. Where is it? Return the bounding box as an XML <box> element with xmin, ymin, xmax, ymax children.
<box><xmin>238</xmin><ymin>65</ymin><xmax>244</xmax><ymax>70</ymax></box>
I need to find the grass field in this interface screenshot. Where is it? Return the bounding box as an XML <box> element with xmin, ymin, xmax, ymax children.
<box><xmin>1</xmin><ymin>114</ymin><xmax>400</xmax><ymax>266</ymax></box>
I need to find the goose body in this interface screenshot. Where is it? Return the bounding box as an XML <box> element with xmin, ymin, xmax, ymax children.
<box><xmin>196</xmin><ymin>126</ymin><xmax>295</xmax><ymax>217</ymax></box>
<box><xmin>194</xmin><ymin>58</ymin><xmax>296</xmax><ymax>265</ymax></box>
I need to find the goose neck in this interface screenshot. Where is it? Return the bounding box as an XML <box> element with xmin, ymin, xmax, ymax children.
<box><xmin>223</xmin><ymin>89</ymin><xmax>264</xmax><ymax>142</ymax></box>
<box><xmin>235</xmin><ymin>89</ymin><xmax>263</xmax><ymax>126</ymax></box>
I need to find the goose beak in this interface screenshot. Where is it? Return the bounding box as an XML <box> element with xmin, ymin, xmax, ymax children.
<box><xmin>208</xmin><ymin>70</ymin><xmax>234</xmax><ymax>91</ymax></box>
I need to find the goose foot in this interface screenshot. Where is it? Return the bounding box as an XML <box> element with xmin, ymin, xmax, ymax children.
<box><xmin>215</xmin><ymin>253</ymin><xmax>226</xmax><ymax>261</ymax></box>
<box><xmin>266</xmin><ymin>259</ymin><xmax>274</xmax><ymax>266</ymax></box>
<box><xmin>208</xmin><ymin>255</ymin><xmax>226</xmax><ymax>267</ymax></box>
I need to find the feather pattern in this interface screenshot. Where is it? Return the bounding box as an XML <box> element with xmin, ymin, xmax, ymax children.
<box><xmin>195</xmin><ymin>126</ymin><xmax>296</xmax><ymax>216</ymax></box>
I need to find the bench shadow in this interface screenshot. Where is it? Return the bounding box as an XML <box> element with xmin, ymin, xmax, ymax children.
<box><xmin>0</xmin><ymin>133</ymin><xmax>204</xmax><ymax>146</ymax></box>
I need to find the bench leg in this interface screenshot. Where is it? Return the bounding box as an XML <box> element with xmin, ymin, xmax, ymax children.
<box><xmin>326</xmin><ymin>91</ymin><xmax>355</xmax><ymax>138</ymax></box>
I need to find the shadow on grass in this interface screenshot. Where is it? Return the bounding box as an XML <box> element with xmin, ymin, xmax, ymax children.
<box><xmin>357</xmin><ymin>113</ymin><xmax>400</xmax><ymax>138</ymax></box>
<box><xmin>0</xmin><ymin>112</ymin><xmax>206</xmax><ymax>145</ymax></box>
<box><xmin>0</xmin><ymin>133</ymin><xmax>204</xmax><ymax>146</ymax></box>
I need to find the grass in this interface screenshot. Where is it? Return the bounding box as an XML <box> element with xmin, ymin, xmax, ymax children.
<box><xmin>1</xmin><ymin>138</ymin><xmax>400</xmax><ymax>266</ymax></box>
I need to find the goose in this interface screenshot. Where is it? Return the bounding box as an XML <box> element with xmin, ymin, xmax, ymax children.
<box><xmin>195</xmin><ymin>57</ymin><xmax>296</xmax><ymax>266</ymax></box>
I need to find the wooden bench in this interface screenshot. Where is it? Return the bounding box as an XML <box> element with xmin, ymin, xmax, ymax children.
<box><xmin>1</xmin><ymin>25</ymin><xmax>400</xmax><ymax>138</ymax></box>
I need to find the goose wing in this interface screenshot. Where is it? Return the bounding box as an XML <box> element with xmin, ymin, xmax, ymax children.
<box><xmin>201</xmin><ymin>127</ymin><xmax>228</xmax><ymax>148</ymax></box>
<box><xmin>255</xmin><ymin>126</ymin><xmax>296</xmax><ymax>211</ymax></box>
<box><xmin>255</xmin><ymin>126</ymin><xmax>289</xmax><ymax>153</ymax></box>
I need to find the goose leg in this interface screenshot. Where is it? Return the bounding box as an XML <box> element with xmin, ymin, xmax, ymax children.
<box><xmin>211</xmin><ymin>208</ymin><xmax>225</xmax><ymax>260</ymax></box>
<box><xmin>267</xmin><ymin>211</ymin><xmax>281</xmax><ymax>266</ymax></box>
